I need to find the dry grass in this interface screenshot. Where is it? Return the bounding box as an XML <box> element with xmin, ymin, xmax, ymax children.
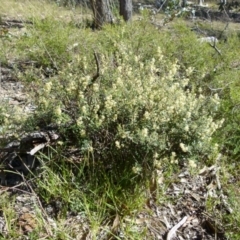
<box><xmin>0</xmin><ymin>0</ymin><xmax>91</xmax><ymax>23</ymax></box>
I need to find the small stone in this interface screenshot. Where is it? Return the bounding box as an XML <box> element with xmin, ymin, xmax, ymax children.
<box><xmin>21</xmin><ymin>207</ymin><xmax>30</xmax><ymax>213</ymax></box>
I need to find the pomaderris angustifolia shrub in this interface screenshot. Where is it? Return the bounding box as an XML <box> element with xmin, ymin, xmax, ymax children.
<box><xmin>33</xmin><ymin>42</ymin><xmax>223</xmax><ymax>172</ymax></box>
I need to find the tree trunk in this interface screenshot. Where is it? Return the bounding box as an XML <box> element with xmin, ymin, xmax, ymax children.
<box><xmin>181</xmin><ymin>0</ymin><xmax>187</xmax><ymax>7</ymax></box>
<box><xmin>90</xmin><ymin>0</ymin><xmax>132</xmax><ymax>29</ymax></box>
<box><xmin>119</xmin><ymin>0</ymin><xmax>132</xmax><ymax>22</ymax></box>
<box><xmin>90</xmin><ymin>0</ymin><xmax>114</xmax><ymax>29</ymax></box>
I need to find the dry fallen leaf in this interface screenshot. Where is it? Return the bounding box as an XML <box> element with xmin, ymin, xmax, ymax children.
<box><xmin>18</xmin><ymin>212</ymin><xmax>37</xmax><ymax>233</ymax></box>
<box><xmin>111</xmin><ymin>214</ymin><xmax>120</xmax><ymax>234</ymax></box>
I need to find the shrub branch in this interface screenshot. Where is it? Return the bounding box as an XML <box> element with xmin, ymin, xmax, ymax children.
<box><xmin>84</xmin><ymin>51</ymin><xmax>100</xmax><ymax>94</ymax></box>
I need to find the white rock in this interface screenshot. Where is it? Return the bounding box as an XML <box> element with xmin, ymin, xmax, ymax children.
<box><xmin>199</xmin><ymin>36</ymin><xmax>219</xmax><ymax>44</ymax></box>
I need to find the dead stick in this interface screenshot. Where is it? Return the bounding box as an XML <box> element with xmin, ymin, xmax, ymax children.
<box><xmin>84</xmin><ymin>51</ymin><xmax>100</xmax><ymax>94</ymax></box>
<box><xmin>167</xmin><ymin>216</ymin><xmax>188</xmax><ymax>240</ymax></box>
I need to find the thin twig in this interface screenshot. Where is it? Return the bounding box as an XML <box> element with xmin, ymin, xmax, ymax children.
<box><xmin>219</xmin><ymin>22</ymin><xmax>229</xmax><ymax>40</ymax></box>
<box><xmin>209</xmin><ymin>38</ymin><xmax>222</xmax><ymax>56</ymax></box>
<box><xmin>28</xmin><ymin>143</ymin><xmax>47</xmax><ymax>155</ymax></box>
<box><xmin>207</xmin><ymin>81</ymin><xmax>233</xmax><ymax>93</ymax></box>
<box><xmin>166</xmin><ymin>216</ymin><xmax>188</xmax><ymax>240</ymax></box>
<box><xmin>156</xmin><ymin>0</ymin><xmax>168</xmax><ymax>13</ymax></box>
<box><xmin>222</xmin><ymin>6</ymin><xmax>231</xmax><ymax>21</ymax></box>
<box><xmin>84</xmin><ymin>51</ymin><xmax>100</xmax><ymax>94</ymax></box>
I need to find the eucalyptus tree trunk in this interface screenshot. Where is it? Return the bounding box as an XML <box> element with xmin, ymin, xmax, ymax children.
<box><xmin>119</xmin><ymin>0</ymin><xmax>132</xmax><ymax>22</ymax></box>
<box><xmin>90</xmin><ymin>0</ymin><xmax>132</xmax><ymax>29</ymax></box>
<box><xmin>181</xmin><ymin>0</ymin><xmax>187</xmax><ymax>7</ymax></box>
<box><xmin>90</xmin><ymin>0</ymin><xmax>114</xmax><ymax>29</ymax></box>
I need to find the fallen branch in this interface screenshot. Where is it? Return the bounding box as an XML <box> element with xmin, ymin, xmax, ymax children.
<box><xmin>0</xmin><ymin>19</ymin><xmax>33</xmax><ymax>28</ymax></box>
<box><xmin>209</xmin><ymin>42</ymin><xmax>222</xmax><ymax>56</ymax></box>
<box><xmin>28</xmin><ymin>143</ymin><xmax>47</xmax><ymax>156</ymax></box>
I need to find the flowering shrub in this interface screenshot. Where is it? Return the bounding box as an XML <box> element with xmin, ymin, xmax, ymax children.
<box><xmin>0</xmin><ymin>103</ymin><xmax>26</xmax><ymax>139</ymax></box>
<box><xmin>29</xmin><ymin>34</ymin><xmax>223</xmax><ymax>173</ymax></box>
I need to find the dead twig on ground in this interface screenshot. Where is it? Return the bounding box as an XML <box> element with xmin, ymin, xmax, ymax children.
<box><xmin>167</xmin><ymin>216</ymin><xmax>188</xmax><ymax>240</ymax></box>
<box><xmin>209</xmin><ymin>42</ymin><xmax>222</xmax><ymax>56</ymax></box>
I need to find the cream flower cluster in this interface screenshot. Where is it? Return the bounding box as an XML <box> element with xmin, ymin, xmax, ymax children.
<box><xmin>34</xmin><ymin>43</ymin><xmax>222</xmax><ymax>160</ymax></box>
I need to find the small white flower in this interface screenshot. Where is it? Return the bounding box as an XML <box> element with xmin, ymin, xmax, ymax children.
<box><xmin>80</xmin><ymin>129</ymin><xmax>86</xmax><ymax>137</ymax></box>
<box><xmin>55</xmin><ymin>106</ymin><xmax>62</xmax><ymax>117</ymax></box>
<box><xmin>142</xmin><ymin>128</ymin><xmax>148</xmax><ymax>137</ymax></box>
<box><xmin>117</xmin><ymin>66</ymin><xmax>122</xmax><ymax>72</ymax></box>
<box><xmin>186</xmin><ymin>67</ymin><xmax>194</xmax><ymax>76</ymax></box>
<box><xmin>214</xmin><ymin>93</ymin><xmax>219</xmax><ymax>100</ymax></box>
<box><xmin>82</xmin><ymin>106</ymin><xmax>87</xmax><ymax>114</ymax></box>
<box><xmin>184</xmin><ymin>125</ymin><xmax>189</xmax><ymax>132</ymax></box>
<box><xmin>93</xmin><ymin>83</ymin><xmax>99</xmax><ymax>92</ymax></box>
<box><xmin>186</xmin><ymin>112</ymin><xmax>191</xmax><ymax>118</ymax></box>
<box><xmin>45</xmin><ymin>81</ymin><xmax>52</xmax><ymax>93</ymax></box>
<box><xmin>157</xmin><ymin>46</ymin><xmax>162</xmax><ymax>55</ymax></box>
<box><xmin>153</xmin><ymin>152</ymin><xmax>159</xmax><ymax>159</ymax></box>
<box><xmin>188</xmin><ymin>160</ymin><xmax>197</xmax><ymax>168</ymax></box>
<box><xmin>115</xmin><ymin>141</ymin><xmax>121</xmax><ymax>149</ymax></box>
<box><xmin>180</xmin><ymin>143</ymin><xmax>188</xmax><ymax>152</ymax></box>
<box><xmin>134</xmin><ymin>55</ymin><xmax>139</xmax><ymax>62</ymax></box>
<box><xmin>77</xmin><ymin>117</ymin><xmax>83</xmax><ymax>127</ymax></box>
<box><xmin>171</xmin><ymin>152</ymin><xmax>176</xmax><ymax>157</ymax></box>
<box><xmin>154</xmin><ymin>159</ymin><xmax>161</xmax><ymax>169</ymax></box>
<box><xmin>132</xmin><ymin>165</ymin><xmax>142</xmax><ymax>174</ymax></box>
<box><xmin>88</xmin><ymin>146</ymin><xmax>93</xmax><ymax>152</ymax></box>
<box><xmin>144</xmin><ymin>111</ymin><xmax>150</xmax><ymax>119</ymax></box>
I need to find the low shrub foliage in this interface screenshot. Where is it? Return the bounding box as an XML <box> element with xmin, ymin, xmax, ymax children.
<box><xmin>27</xmin><ymin>22</ymin><xmax>223</xmax><ymax>175</ymax></box>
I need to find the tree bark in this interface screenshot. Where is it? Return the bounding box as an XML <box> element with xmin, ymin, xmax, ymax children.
<box><xmin>90</xmin><ymin>0</ymin><xmax>114</xmax><ymax>29</ymax></box>
<box><xmin>181</xmin><ymin>0</ymin><xmax>187</xmax><ymax>7</ymax></box>
<box><xmin>119</xmin><ymin>0</ymin><xmax>132</xmax><ymax>22</ymax></box>
<box><xmin>90</xmin><ymin>0</ymin><xmax>132</xmax><ymax>29</ymax></box>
